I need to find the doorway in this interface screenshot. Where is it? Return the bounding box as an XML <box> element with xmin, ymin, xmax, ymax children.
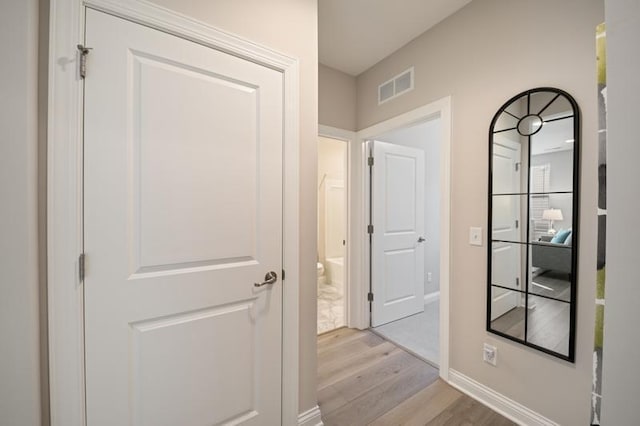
<box><xmin>353</xmin><ymin>98</ymin><xmax>452</xmax><ymax>377</ymax></box>
<box><xmin>368</xmin><ymin>118</ymin><xmax>443</xmax><ymax>366</ymax></box>
<box><xmin>317</xmin><ymin>136</ymin><xmax>348</xmax><ymax>334</ymax></box>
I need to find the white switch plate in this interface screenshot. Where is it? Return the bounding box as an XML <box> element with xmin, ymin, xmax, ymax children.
<box><xmin>469</xmin><ymin>227</ymin><xmax>483</xmax><ymax>246</ymax></box>
<box><xmin>427</xmin><ymin>272</ymin><xmax>432</xmax><ymax>282</ymax></box>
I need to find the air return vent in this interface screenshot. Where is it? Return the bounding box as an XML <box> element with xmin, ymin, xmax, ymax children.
<box><xmin>378</xmin><ymin>67</ymin><xmax>414</xmax><ymax>105</ymax></box>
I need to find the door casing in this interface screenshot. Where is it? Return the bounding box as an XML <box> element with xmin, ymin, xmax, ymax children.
<box><xmin>46</xmin><ymin>1</ymin><xmax>300</xmax><ymax>425</ymax></box>
<box><xmin>356</xmin><ymin>98</ymin><xmax>452</xmax><ymax>381</ymax></box>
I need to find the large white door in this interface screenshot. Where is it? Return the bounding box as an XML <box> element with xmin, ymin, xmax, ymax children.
<box><xmin>491</xmin><ymin>137</ymin><xmax>522</xmax><ymax>320</ymax></box>
<box><xmin>83</xmin><ymin>10</ymin><xmax>283</xmax><ymax>426</ymax></box>
<box><xmin>371</xmin><ymin>141</ymin><xmax>425</xmax><ymax>327</ymax></box>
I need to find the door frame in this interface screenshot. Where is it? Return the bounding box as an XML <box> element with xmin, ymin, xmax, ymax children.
<box><xmin>355</xmin><ymin>97</ymin><xmax>452</xmax><ymax>380</ymax></box>
<box><xmin>318</xmin><ymin>126</ymin><xmax>359</xmax><ymax>329</ymax></box>
<box><xmin>47</xmin><ymin>1</ymin><xmax>300</xmax><ymax>425</ymax></box>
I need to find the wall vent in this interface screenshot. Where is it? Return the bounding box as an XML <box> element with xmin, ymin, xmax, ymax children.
<box><xmin>378</xmin><ymin>67</ymin><xmax>414</xmax><ymax>105</ymax></box>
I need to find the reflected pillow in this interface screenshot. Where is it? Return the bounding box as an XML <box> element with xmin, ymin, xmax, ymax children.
<box><xmin>551</xmin><ymin>229</ymin><xmax>571</xmax><ymax>244</ymax></box>
<box><xmin>564</xmin><ymin>232</ymin><xmax>573</xmax><ymax>246</ymax></box>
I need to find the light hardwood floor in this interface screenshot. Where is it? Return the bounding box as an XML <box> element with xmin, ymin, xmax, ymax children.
<box><xmin>318</xmin><ymin>328</ymin><xmax>515</xmax><ymax>426</ymax></box>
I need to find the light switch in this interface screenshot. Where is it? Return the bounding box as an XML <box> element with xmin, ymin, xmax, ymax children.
<box><xmin>469</xmin><ymin>227</ymin><xmax>482</xmax><ymax>246</ymax></box>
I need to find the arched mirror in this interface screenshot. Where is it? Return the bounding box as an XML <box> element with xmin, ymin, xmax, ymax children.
<box><xmin>487</xmin><ymin>87</ymin><xmax>580</xmax><ymax>361</ymax></box>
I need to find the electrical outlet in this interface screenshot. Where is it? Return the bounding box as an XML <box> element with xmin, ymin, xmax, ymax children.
<box><xmin>427</xmin><ymin>272</ymin><xmax>432</xmax><ymax>282</ymax></box>
<box><xmin>483</xmin><ymin>343</ymin><xmax>497</xmax><ymax>366</ymax></box>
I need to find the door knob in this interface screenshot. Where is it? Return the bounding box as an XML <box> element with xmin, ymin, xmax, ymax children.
<box><xmin>417</xmin><ymin>237</ymin><xmax>426</xmax><ymax>243</ymax></box>
<box><xmin>254</xmin><ymin>271</ymin><xmax>278</xmax><ymax>287</ymax></box>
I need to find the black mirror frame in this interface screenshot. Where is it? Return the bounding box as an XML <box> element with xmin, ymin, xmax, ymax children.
<box><xmin>486</xmin><ymin>87</ymin><xmax>580</xmax><ymax>362</ymax></box>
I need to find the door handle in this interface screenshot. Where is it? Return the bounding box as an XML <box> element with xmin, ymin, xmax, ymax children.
<box><xmin>417</xmin><ymin>237</ymin><xmax>426</xmax><ymax>243</ymax></box>
<box><xmin>254</xmin><ymin>271</ymin><xmax>278</xmax><ymax>287</ymax></box>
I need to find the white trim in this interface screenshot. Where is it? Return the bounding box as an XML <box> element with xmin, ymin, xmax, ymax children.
<box><xmin>356</xmin><ymin>96</ymin><xmax>452</xmax><ymax>380</ymax></box>
<box><xmin>448</xmin><ymin>369</ymin><xmax>559</xmax><ymax>426</ymax></box>
<box><xmin>318</xmin><ymin>125</ymin><xmax>360</xmax><ymax>329</ymax></box>
<box><xmin>297</xmin><ymin>405</ymin><xmax>324</xmax><ymax>426</ymax></box>
<box><xmin>424</xmin><ymin>291</ymin><xmax>440</xmax><ymax>305</ymax></box>
<box><xmin>48</xmin><ymin>1</ymin><xmax>300</xmax><ymax>425</ymax></box>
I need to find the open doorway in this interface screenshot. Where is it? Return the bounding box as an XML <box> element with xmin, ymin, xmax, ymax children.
<box><xmin>367</xmin><ymin>117</ymin><xmax>443</xmax><ymax>367</ymax></box>
<box><xmin>317</xmin><ymin>136</ymin><xmax>348</xmax><ymax>334</ymax></box>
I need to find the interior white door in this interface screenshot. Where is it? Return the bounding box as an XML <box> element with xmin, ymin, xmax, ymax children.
<box><xmin>83</xmin><ymin>9</ymin><xmax>283</xmax><ymax>426</ymax></box>
<box><xmin>491</xmin><ymin>136</ymin><xmax>522</xmax><ymax>320</ymax></box>
<box><xmin>371</xmin><ymin>141</ymin><xmax>425</xmax><ymax>327</ymax></box>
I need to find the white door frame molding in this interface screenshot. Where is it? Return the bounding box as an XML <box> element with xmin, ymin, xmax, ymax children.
<box><xmin>355</xmin><ymin>97</ymin><xmax>452</xmax><ymax>380</ymax></box>
<box><xmin>318</xmin><ymin>125</ymin><xmax>359</xmax><ymax>329</ymax></box>
<box><xmin>47</xmin><ymin>1</ymin><xmax>300</xmax><ymax>425</ymax></box>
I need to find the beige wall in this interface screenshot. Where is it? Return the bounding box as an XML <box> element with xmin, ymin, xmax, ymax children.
<box><xmin>355</xmin><ymin>0</ymin><xmax>603</xmax><ymax>424</ymax></box>
<box><xmin>146</xmin><ymin>0</ymin><xmax>319</xmax><ymax>414</ymax></box>
<box><xmin>319</xmin><ymin>64</ymin><xmax>357</xmax><ymax>131</ymax></box>
<box><xmin>601</xmin><ymin>0</ymin><xmax>640</xmax><ymax>423</ymax></box>
<box><xmin>0</xmin><ymin>0</ymin><xmax>43</xmax><ymax>425</ymax></box>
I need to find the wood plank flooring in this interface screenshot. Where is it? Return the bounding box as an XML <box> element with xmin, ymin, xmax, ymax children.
<box><xmin>318</xmin><ymin>328</ymin><xmax>515</xmax><ymax>426</ymax></box>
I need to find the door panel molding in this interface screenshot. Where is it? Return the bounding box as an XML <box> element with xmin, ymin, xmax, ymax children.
<box><xmin>47</xmin><ymin>1</ymin><xmax>299</xmax><ymax>425</ymax></box>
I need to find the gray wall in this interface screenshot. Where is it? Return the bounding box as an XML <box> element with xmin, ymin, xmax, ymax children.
<box><xmin>0</xmin><ymin>0</ymin><xmax>43</xmax><ymax>425</ymax></box>
<box><xmin>319</xmin><ymin>64</ymin><xmax>357</xmax><ymax>131</ymax></box>
<box><xmin>378</xmin><ymin>119</ymin><xmax>442</xmax><ymax>296</ymax></box>
<box><xmin>355</xmin><ymin>0</ymin><xmax>602</xmax><ymax>424</ymax></box>
<box><xmin>601</xmin><ymin>0</ymin><xmax>640</xmax><ymax>423</ymax></box>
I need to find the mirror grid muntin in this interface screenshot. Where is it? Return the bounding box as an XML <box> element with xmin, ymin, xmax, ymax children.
<box><xmin>487</xmin><ymin>88</ymin><xmax>579</xmax><ymax>362</ymax></box>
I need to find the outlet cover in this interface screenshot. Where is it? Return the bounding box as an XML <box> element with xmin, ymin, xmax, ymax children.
<box><xmin>483</xmin><ymin>343</ymin><xmax>497</xmax><ymax>366</ymax></box>
<box><xmin>427</xmin><ymin>272</ymin><xmax>432</xmax><ymax>282</ymax></box>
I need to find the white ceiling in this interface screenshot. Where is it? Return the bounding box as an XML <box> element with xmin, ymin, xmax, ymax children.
<box><xmin>319</xmin><ymin>0</ymin><xmax>472</xmax><ymax>76</ymax></box>
<box><xmin>532</xmin><ymin>118</ymin><xmax>574</xmax><ymax>156</ymax></box>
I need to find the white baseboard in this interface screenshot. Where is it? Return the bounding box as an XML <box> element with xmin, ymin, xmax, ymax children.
<box><xmin>424</xmin><ymin>291</ymin><xmax>440</xmax><ymax>305</ymax></box>
<box><xmin>448</xmin><ymin>369</ymin><xmax>558</xmax><ymax>426</ymax></box>
<box><xmin>298</xmin><ymin>405</ymin><xmax>323</xmax><ymax>426</ymax></box>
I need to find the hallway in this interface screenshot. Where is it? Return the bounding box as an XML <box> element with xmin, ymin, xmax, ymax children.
<box><xmin>318</xmin><ymin>328</ymin><xmax>514</xmax><ymax>425</ymax></box>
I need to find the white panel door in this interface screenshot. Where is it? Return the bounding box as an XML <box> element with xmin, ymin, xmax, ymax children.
<box><xmin>491</xmin><ymin>137</ymin><xmax>522</xmax><ymax>320</ymax></box>
<box><xmin>83</xmin><ymin>10</ymin><xmax>283</xmax><ymax>426</ymax></box>
<box><xmin>371</xmin><ymin>141</ymin><xmax>425</xmax><ymax>327</ymax></box>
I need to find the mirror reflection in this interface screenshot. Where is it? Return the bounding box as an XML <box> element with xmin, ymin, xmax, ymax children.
<box><xmin>527</xmin><ymin>295</ymin><xmax>570</xmax><ymax>357</ymax></box>
<box><xmin>488</xmin><ymin>88</ymin><xmax>579</xmax><ymax>361</ymax></box>
<box><xmin>489</xmin><ymin>286</ymin><xmax>525</xmax><ymax>340</ymax></box>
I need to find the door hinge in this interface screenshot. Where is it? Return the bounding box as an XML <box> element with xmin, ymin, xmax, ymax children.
<box><xmin>515</xmin><ymin>219</ymin><xmax>519</xmax><ymax>229</ymax></box>
<box><xmin>77</xmin><ymin>44</ymin><xmax>92</xmax><ymax>79</ymax></box>
<box><xmin>516</xmin><ymin>277</ymin><xmax>520</xmax><ymax>287</ymax></box>
<box><xmin>367</xmin><ymin>224</ymin><xmax>374</xmax><ymax>234</ymax></box>
<box><xmin>367</xmin><ymin>292</ymin><xmax>374</xmax><ymax>302</ymax></box>
<box><xmin>282</xmin><ymin>269</ymin><xmax>286</xmax><ymax>281</ymax></box>
<box><xmin>79</xmin><ymin>253</ymin><xmax>86</xmax><ymax>282</ymax></box>
<box><xmin>368</xmin><ymin>156</ymin><xmax>374</xmax><ymax>167</ymax></box>
<box><xmin>515</xmin><ymin>162</ymin><xmax>520</xmax><ymax>172</ymax></box>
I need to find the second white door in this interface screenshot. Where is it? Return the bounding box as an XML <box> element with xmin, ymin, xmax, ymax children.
<box><xmin>371</xmin><ymin>141</ymin><xmax>425</xmax><ymax>327</ymax></box>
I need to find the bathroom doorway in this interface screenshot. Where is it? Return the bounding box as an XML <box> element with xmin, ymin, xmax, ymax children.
<box><xmin>317</xmin><ymin>136</ymin><xmax>348</xmax><ymax>334</ymax></box>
